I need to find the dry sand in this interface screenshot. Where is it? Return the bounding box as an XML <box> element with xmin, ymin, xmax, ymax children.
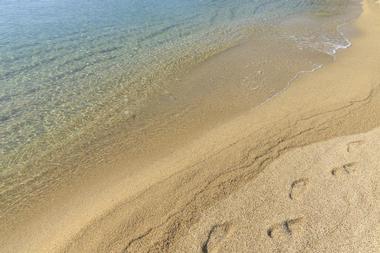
<box><xmin>1</xmin><ymin>0</ymin><xmax>380</xmax><ymax>252</ymax></box>
<box><xmin>177</xmin><ymin>127</ymin><xmax>380</xmax><ymax>253</ymax></box>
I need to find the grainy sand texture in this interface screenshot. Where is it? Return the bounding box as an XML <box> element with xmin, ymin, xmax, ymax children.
<box><xmin>177</xmin><ymin>128</ymin><xmax>380</xmax><ymax>252</ymax></box>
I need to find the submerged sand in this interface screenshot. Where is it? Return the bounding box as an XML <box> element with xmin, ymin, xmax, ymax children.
<box><xmin>1</xmin><ymin>0</ymin><xmax>380</xmax><ymax>252</ymax></box>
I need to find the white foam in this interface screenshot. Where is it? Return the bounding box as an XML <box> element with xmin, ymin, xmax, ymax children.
<box><xmin>255</xmin><ymin>16</ymin><xmax>356</xmax><ymax>110</ymax></box>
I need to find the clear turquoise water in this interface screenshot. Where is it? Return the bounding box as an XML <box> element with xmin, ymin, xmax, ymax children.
<box><xmin>0</xmin><ymin>0</ymin><xmax>354</xmax><ymax>175</ymax></box>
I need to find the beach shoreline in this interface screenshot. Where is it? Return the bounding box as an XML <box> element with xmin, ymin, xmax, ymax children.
<box><xmin>1</xmin><ymin>0</ymin><xmax>380</xmax><ymax>252</ymax></box>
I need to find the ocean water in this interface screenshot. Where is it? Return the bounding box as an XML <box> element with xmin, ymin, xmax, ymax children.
<box><xmin>0</xmin><ymin>0</ymin><xmax>358</xmax><ymax>179</ymax></box>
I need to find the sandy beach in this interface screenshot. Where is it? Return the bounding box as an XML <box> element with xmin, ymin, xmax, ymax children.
<box><xmin>1</xmin><ymin>0</ymin><xmax>380</xmax><ymax>252</ymax></box>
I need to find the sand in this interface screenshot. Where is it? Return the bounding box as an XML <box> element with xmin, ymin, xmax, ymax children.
<box><xmin>176</xmin><ymin>128</ymin><xmax>380</xmax><ymax>252</ymax></box>
<box><xmin>1</xmin><ymin>0</ymin><xmax>380</xmax><ymax>252</ymax></box>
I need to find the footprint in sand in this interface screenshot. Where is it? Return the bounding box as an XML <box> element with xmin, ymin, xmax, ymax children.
<box><xmin>202</xmin><ymin>223</ymin><xmax>232</xmax><ymax>253</ymax></box>
<box><xmin>331</xmin><ymin>162</ymin><xmax>358</xmax><ymax>176</ymax></box>
<box><xmin>346</xmin><ymin>140</ymin><xmax>364</xmax><ymax>153</ymax></box>
<box><xmin>267</xmin><ymin>217</ymin><xmax>304</xmax><ymax>239</ymax></box>
<box><xmin>289</xmin><ymin>178</ymin><xmax>309</xmax><ymax>200</ymax></box>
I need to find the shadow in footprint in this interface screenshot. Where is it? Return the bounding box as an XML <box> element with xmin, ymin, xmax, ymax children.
<box><xmin>331</xmin><ymin>162</ymin><xmax>357</xmax><ymax>176</ymax></box>
<box><xmin>289</xmin><ymin>178</ymin><xmax>309</xmax><ymax>200</ymax></box>
<box><xmin>267</xmin><ymin>217</ymin><xmax>304</xmax><ymax>239</ymax></box>
<box><xmin>202</xmin><ymin>222</ymin><xmax>232</xmax><ymax>253</ymax></box>
<box><xmin>346</xmin><ymin>140</ymin><xmax>364</xmax><ymax>153</ymax></box>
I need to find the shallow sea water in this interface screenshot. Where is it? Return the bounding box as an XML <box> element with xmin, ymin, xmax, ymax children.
<box><xmin>0</xmin><ymin>0</ymin><xmax>360</xmax><ymax>205</ymax></box>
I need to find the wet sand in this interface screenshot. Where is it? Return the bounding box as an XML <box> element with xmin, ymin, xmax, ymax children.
<box><xmin>1</xmin><ymin>0</ymin><xmax>380</xmax><ymax>252</ymax></box>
